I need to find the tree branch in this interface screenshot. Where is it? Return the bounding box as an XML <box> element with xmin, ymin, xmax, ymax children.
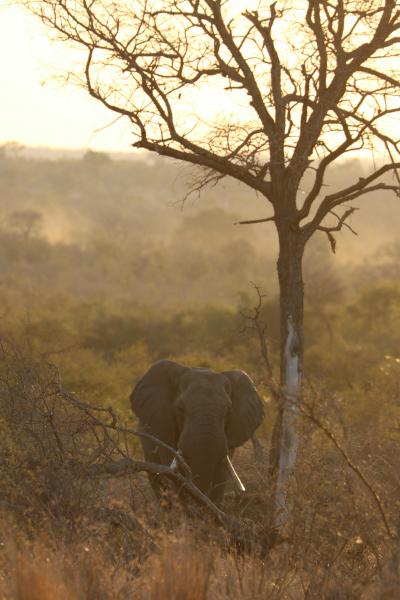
<box><xmin>304</xmin><ymin>163</ymin><xmax>400</xmax><ymax>235</ymax></box>
<box><xmin>135</xmin><ymin>139</ymin><xmax>272</xmax><ymax>198</ymax></box>
<box><xmin>235</xmin><ymin>216</ymin><xmax>275</xmax><ymax>226</ymax></box>
<box><xmin>301</xmin><ymin>400</ymin><xmax>394</xmax><ymax>540</ymax></box>
<box><xmin>317</xmin><ymin>206</ymin><xmax>359</xmax><ymax>253</ymax></box>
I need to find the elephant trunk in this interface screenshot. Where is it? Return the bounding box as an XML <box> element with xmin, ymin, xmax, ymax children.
<box><xmin>171</xmin><ymin>451</ymin><xmax>246</xmax><ymax>493</ymax></box>
<box><xmin>178</xmin><ymin>425</ymin><xmax>227</xmax><ymax>497</ymax></box>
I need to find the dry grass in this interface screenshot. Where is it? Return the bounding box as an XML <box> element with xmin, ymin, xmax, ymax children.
<box><xmin>2</xmin><ymin>344</ymin><xmax>400</xmax><ymax>598</ymax></box>
<box><xmin>0</xmin><ymin>532</ymin><xmax>134</xmax><ymax>600</ymax></box>
<box><xmin>1</xmin><ymin>515</ymin><xmax>400</xmax><ymax>599</ymax></box>
<box><xmin>12</xmin><ymin>556</ymin><xmax>74</xmax><ymax>600</ymax></box>
<box><xmin>137</xmin><ymin>533</ymin><xmax>281</xmax><ymax>600</ymax></box>
<box><xmin>140</xmin><ymin>536</ymin><xmax>213</xmax><ymax>600</ymax></box>
<box><xmin>0</xmin><ymin>529</ymin><xmax>289</xmax><ymax>600</ymax></box>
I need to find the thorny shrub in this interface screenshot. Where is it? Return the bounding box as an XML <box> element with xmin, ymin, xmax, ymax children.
<box><xmin>0</xmin><ymin>339</ymin><xmax>113</xmax><ymax>529</ymax></box>
<box><xmin>1</xmin><ymin>340</ymin><xmax>400</xmax><ymax>597</ymax></box>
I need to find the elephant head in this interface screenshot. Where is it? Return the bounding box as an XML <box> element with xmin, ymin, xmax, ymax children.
<box><xmin>130</xmin><ymin>359</ymin><xmax>264</xmax><ymax>502</ymax></box>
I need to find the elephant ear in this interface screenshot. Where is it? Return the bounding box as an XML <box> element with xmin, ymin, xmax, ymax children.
<box><xmin>222</xmin><ymin>370</ymin><xmax>264</xmax><ymax>449</ymax></box>
<box><xmin>130</xmin><ymin>360</ymin><xmax>188</xmax><ymax>446</ymax></box>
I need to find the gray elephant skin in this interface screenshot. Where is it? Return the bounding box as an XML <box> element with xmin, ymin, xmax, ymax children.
<box><xmin>130</xmin><ymin>359</ymin><xmax>264</xmax><ymax>503</ymax></box>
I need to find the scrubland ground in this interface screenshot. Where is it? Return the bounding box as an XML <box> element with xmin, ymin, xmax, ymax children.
<box><xmin>1</xmin><ymin>344</ymin><xmax>400</xmax><ymax>599</ymax></box>
<box><xmin>0</xmin><ymin>150</ymin><xmax>400</xmax><ymax>598</ymax></box>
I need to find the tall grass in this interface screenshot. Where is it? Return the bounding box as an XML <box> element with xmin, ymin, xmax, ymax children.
<box><xmin>1</xmin><ymin>343</ymin><xmax>400</xmax><ymax>598</ymax></box>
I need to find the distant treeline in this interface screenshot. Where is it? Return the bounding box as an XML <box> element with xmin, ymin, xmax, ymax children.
<box><xmin>0</xmin><ymin>148</ymin><xmax>398</xmax><ymax>411</ymax></box>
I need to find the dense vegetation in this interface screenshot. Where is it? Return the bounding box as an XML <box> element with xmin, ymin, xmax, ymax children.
<box><xmin>1</xmin><ymin>149</ymin><xmax>400</xmax><ymax>597</ymax></box>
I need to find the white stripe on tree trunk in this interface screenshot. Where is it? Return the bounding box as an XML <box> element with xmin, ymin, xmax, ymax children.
<box><xmin>274</xmin><ymin>315</ymin><xmax>301</xmax><ymax>529</ymax></box>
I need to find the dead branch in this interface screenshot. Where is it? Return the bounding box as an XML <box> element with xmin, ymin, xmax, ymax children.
<box><xmin>300</xmin><ymin>400</ymin><xmax>395</xmax><ymax>541</ymax></box>
<box><xmin>317</xmin><ymin>206</ymin><xmax>359</xmax><ymax>253</ymax></box>
<box><xmin>240</xmin><ymin>282</ymin><xmax>274</xmax><ymax>380</ymax></box>
<box><xmin>235</xmin><ymin>216</ymin><xmax>275</xmax><ymax>226</ymax></box>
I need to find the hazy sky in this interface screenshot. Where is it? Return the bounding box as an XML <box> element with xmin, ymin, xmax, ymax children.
<box><xmin>1</xmin><ymin>3</ymin><xmax>236</xmax><ymax>154</ymax></box>
<box><xmin>2</xmin><ymin>3</ymin><xmax>398</xmax><ymax>158</ymax></box>
<box><xmin>1</xmin><ymin>3</ymin><xmax>133</xmax><ymax>152</ymax></box>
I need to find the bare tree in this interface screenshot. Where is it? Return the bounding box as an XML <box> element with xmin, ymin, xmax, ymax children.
<box><xmin>6</xmin><ymin>209</ymin><xmax>43</xmax><ymax>239</ymax></box>
<box><xmin>27</xmin><ymin>0</ymin><xmax>400</xmax><ymax>531</ymax></box>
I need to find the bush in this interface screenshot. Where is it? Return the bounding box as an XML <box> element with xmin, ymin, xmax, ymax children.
<box><xmin>1</xmin><ymin>341</ymin><xmax>400</xmax><ymax>598</ymax></box>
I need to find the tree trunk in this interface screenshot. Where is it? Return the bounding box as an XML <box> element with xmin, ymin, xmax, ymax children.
<box><xmin>269</xmin><ymin>226</ymin><xmax>305</xmax><ymax>531</ymax></box>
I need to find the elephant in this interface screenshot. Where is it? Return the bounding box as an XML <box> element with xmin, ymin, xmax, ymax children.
<box><xmin>130</xmin><ymin>359</ymin><xmax>264</xmax><ymax>503</ymax></box>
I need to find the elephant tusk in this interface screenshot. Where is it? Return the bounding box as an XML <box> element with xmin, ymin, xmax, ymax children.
<box><xmin>170</xmin><ymin>449</ymin><xmax>183</xmax><ymax>472</ymax></box>
<box><xmin>225</xmin><ymin>456</ymin><xmax>246</xmax><ymax>493</ymax></box>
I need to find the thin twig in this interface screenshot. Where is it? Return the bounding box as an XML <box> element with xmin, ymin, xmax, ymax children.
<box><xmin>300</xmin><ymin>401</ymin><xmax>394</xmax><ymax>540</ymax></box>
